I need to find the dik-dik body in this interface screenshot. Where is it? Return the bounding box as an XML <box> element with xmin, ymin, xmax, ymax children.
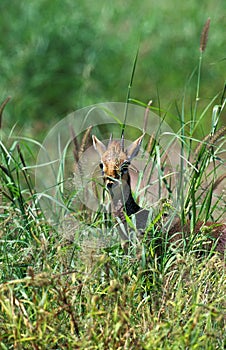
<box><xmin>93</xmin><ymin>134</ymin><xmax>226</xmax><ymax>255</ymax></box>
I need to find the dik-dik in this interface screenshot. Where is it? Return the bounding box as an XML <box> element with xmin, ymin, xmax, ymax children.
<box><xmin>92</xmin><ymin>133</ymin><xmax>226</xmax><ymax>256</ymax></box>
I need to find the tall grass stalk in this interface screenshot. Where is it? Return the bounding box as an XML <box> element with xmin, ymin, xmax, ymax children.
<box><xmin>189</xmin><ymin>18</ymin><xmax>211</xmax><ymax>151</ymax></box>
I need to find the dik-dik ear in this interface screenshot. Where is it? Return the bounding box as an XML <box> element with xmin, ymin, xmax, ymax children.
<box><xmin>92</xmin><ymin>135</ymin><xmax>106</xmax><ymax>156</ymax></box>
<box><xmin>126</xmin><ymin>133</ymin><xmax>145</xmax><ymax>160</ymax></box>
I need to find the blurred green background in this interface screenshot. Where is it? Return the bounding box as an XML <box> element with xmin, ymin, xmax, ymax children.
<box><xmin>0</xmin><ymin>0</ymin><xmax>225</xmax><ymax>137</ymax></box>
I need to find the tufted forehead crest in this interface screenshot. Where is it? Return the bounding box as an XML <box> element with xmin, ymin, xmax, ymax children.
<box><xmin>102</xmin><ymin>141</ymin><xmax>127</xmax><ymax>166</ymax></box>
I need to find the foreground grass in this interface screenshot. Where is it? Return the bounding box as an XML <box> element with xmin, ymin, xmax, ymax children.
<box><xmin>0</xmin><ymin>241</ymin><xmax>225</xmax><ymax>349</ymax></box>
<box><xmin>0</xmin><ymin>135</ymin><xmax>225</xmax><ymax>349</ymax></box>
<box><xmin>0</xmin><ymin>180</ymin><xmax>225</xmax><ymax>349</ymax></box>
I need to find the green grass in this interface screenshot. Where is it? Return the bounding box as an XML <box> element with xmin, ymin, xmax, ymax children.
<box><xmin>0</xmin><ymin>104</ymin><xmax>225</xmax><ymax>349</ymax></box>
<box><xmin>0</xmin><ymin>18</ymin><xmax>226</xmax><ymax>350</ymax></box>
<box><xmin>1</xmin><ymin>0</ymin><xmax>225</xmax><ymax>135</ymax></box>
<box><xmin>0</xmin><ymin>254</ymin><xmax>225</xmax><ymax>349</ymax></box>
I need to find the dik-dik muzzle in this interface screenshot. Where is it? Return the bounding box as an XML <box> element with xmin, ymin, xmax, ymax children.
<box><xmin>100</xmin><ymin>160</ymin><xmax>130</xmax><ymax>190</ymax></box>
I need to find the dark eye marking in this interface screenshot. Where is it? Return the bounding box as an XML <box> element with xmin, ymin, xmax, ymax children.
<box><xmin>121</xmin><ymin>160</ymin><xmax>130</xmax><ymax>167</ymax></box>
<box><xmin>99</xmin><ymin>162</ymin><xmax>105</xmax><ymax>175</ymax></box>
<box><xmin>120</xmin><ymin>161</ymin><xmax>130</xmax><ymax>173</ymax></box>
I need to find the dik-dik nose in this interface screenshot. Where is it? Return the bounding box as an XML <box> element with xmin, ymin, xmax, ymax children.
<box><xmin>106</xmin><ymin>180</ymin><xmax>115</xmax><ymax>189</ymax></box>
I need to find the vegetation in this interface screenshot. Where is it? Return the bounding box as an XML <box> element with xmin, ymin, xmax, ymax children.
<box><xmin>0</xmin><ymin>3</ymin><xmax>225</xmax><ymax>349</ymax></box>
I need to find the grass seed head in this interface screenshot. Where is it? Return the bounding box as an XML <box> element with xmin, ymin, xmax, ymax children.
<box><xmin>200</xmin><ymin>18</ymin><xmax>211</xmax><ymax>53</ymax></box>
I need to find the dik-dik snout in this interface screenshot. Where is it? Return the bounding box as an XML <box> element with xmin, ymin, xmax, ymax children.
<box><xmin>100</xmin><ymin>160</ymin><xmax>130</xmax><ymax>192</ymax></box>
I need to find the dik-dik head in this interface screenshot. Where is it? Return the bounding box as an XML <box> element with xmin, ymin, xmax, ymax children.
<box><xmin>92</xmin><ymin>134</ymin><xmax>144</xmax><ymax>190</ymax></box>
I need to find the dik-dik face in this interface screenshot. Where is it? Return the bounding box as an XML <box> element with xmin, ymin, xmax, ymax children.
<box><xmin>92</xmin><ymin>134</ymin><xmax>144</xmax><ymax>190</ymax></box>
